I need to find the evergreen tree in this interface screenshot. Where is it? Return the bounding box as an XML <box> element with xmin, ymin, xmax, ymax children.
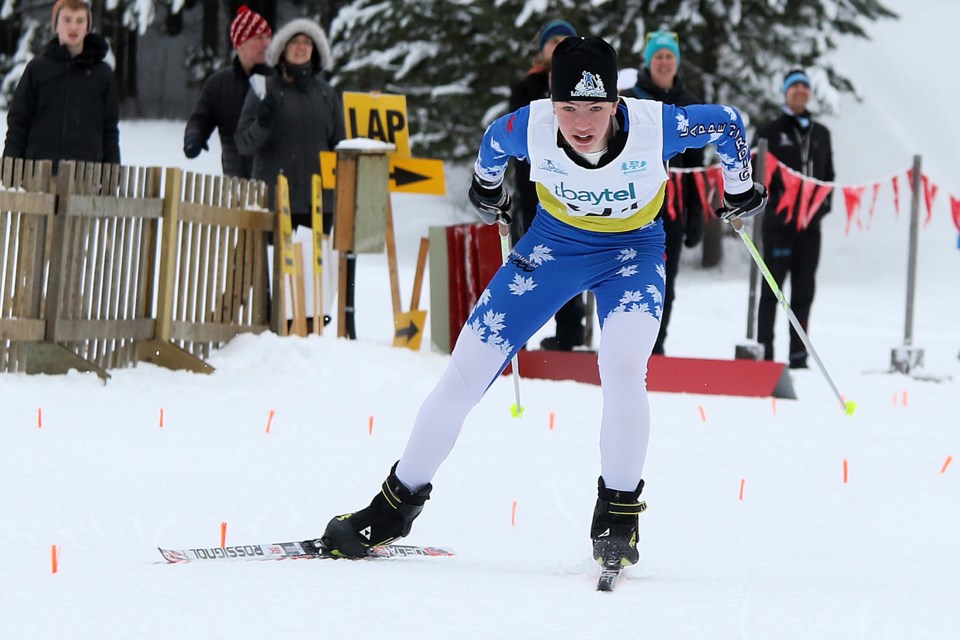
<box><xmin>330</xmin><ymin>0</ymin><xmax>895</xmax><ymax>161</ymax></box>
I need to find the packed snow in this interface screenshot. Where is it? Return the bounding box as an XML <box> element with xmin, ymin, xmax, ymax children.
<box><xmin>2</xmin><ymin>2</ymin><xmax>958</xmax><ymax>638</ymax></box>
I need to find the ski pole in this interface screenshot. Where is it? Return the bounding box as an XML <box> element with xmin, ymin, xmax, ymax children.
<box><xmin>498</xmin><ymin>220</ymin><xmax>524</xmax><ymax>418</ymax></box>
<box><xmin>729</xmin><ymin>218</ymin><xmax>855</xmax><ymax>416</ymax></box>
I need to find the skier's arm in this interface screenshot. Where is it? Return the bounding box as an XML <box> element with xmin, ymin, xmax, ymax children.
<box><xmin>662</xmin><ymin>103</ymin><xmax>753</xmax><ymax>196</ymax></box>
<box><xmin>473</xmin><ymin>106</ymin><xmax>532</xmax><ymax>187</ymax></box>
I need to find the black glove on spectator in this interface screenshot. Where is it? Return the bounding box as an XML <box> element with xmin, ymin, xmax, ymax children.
<box><xmin>716</xmin><ymin>183</ymin><xmax>767</xmax><ymax>222</ymax></box>
<box><xmin>468</xmin><ymin>175</ymin><xmax>512</xmax><ymax>225</ymax></box>
<box><xmin>183</xmin><ymin>132</ymin><xmax>208</xmax><ymax>159</ymax></box>
<box><xmin>256</xmin><ymin>94</ymin><xmax>278</xmax><ymax>128</ymax></box>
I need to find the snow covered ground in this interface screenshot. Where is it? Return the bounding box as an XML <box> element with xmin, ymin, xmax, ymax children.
<box><xmin>2</xmin><ymin>2</ymin><xmax>958</xmax><ymax>638</ymax></box>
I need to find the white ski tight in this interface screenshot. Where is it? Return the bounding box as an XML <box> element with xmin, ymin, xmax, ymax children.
<box><xmin>396</xmin><ymin>310</ymin><xmax>658</xmax><ymax>493</ymax></box>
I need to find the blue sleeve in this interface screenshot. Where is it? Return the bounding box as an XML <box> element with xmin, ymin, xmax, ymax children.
<box><xmin>473</xmin><ymin>106</ymin><xmax>532</xmax><ymax>186</ymax></box>
<box><xmin>661</xmin><ymin>103</ymin><xmax>753</xmax><ymax>195</ymax></box>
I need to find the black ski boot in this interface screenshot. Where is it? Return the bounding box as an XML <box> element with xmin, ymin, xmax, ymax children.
<box><xmin>590</xmin><ymin>477</ymin><xmax>646</xmax><ymax>567</ymax></box>
<box><xmin>320</xmin><ymin>463</ymin><xmax>432</xmax><ymax>558</ymax></box>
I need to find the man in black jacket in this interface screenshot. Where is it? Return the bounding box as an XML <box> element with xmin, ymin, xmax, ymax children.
<box><xmin>3</xmin><ymin>0</ymin><xmax>120</xmax><ymax>170</ymax></box>
<box><xmin>183</xmin><ymin>5</ymin><xmax>272</xmax><ymax>178</ymax></box>
<box><xmin>623</xmin><ymin>30</ymin><xmax>704</xmax><ymax>355</ymax></box>
<box><xmin>754</xmin><ymin>69</ymin><xmax>835</xmax><ymax>368</ymax></box>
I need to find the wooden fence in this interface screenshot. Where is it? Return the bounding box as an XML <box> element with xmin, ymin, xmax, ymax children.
<box><xmin>0</xmin><ymin>158</ymin><xmax>273</xmax><ymax>378</ymax></box>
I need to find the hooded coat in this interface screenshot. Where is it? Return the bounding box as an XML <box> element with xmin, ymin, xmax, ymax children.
<box><xmin>3</xmin><ymin>34</ymin><xmax>120</xmax><ymax>168</ymax></box>
<box><xmin>235</xmin><ymin>18</ymin><xmax>343</xmax><ymax>228</ymax></box>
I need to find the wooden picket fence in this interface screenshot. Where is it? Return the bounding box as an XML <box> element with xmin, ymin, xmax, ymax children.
<box><xmin>0</xmin><ymin>158</ymin><xmax>273</xmax><ymax>378</ymax></box>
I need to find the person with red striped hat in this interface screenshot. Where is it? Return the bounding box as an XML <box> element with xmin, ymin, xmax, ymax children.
<box><xmin>183</xmin><ymin>5</ymin><xmax>272</xmax><ymax>178</ymax></box>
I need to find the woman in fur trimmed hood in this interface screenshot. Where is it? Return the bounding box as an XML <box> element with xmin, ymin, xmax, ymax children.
<box><xmin>236</xmin><ymin>16</ymin><xmax>344</xmax><ymax>233</ymax></box>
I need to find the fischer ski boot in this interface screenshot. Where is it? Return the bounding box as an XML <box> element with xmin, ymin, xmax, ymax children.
<box><xmin>590</xmin><ymin>477</ymin><xmax>646</xmax><ymax>567</ymax></box>
<box><xmin>320</xmin><ymin>463</ymin><xmax>432</xmax><ymax>558</ymax></box>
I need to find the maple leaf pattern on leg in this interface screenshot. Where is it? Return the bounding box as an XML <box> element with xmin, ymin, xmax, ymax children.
<box><xmin>508</xmin><ymin>273</ymin><xmax>537</xmax><ymax>296</ymax></box>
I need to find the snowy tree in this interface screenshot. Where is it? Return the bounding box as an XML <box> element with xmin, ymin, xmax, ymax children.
<box><xmin>330</xmin><ymin>0</ymin><xmax>895</xmax><ymax>160</ymax></box>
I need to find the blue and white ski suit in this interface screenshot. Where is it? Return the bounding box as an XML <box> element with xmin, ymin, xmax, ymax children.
<box><xmin>397</xmin><ymin>97</ymin><xmax>753</xmax><ymax>492</ymax></box>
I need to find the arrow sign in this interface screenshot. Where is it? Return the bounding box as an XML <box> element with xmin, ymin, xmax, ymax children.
<box><xmin>393</xmin><ymin>310</ymin><xmax>427</xmax><ymax>351</ymax></box>
<box><xmin>320</xmin><ymin>151</ymin><xmax>445</xmax><ymax>195</ymax></box>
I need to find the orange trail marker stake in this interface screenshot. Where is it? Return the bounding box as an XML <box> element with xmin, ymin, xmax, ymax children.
<box><xmin>739</xmin><ymin>478</ymin><xmax>746</xmax><ymax>501</ymax></box>
<box><xmin>941</xmin><ymin>456</ymin><xmax>953</xmax><ymax>475</ymax></box>
<box><xmin>37</xmin><ymin>408</ymin><xmax>42</xmax><ymax>429</ymax></box>
<box><xmin>511</xmin><ymin>500</ymin><xmax>518</xmax><ymax>527</ymax></box>
<box><xmin>220</xmin><ymin>522</ymin><xmax>227</xmax><ymax>548</ymax></box>
<box><xmin>368</xmin><ymin>416</ymin><xmax>374</xmax><ymax>435</ymax></box>
<box><xmin>902</xmin><ymin>390</ymin><xmax>909</xmax><ymax>407</ymax></box>
<box><xmin>892</xmin><ymin>393</ymin><xmax>897</xmax><ymax>408</ymax></box>
<box><xmin>698</xmin><ymin>405</ymin><xmax>707</xmax><ymax>423</ymax></box>
<box><xmin>265</xmin><ymin>410</ymin><xmax>275</xmax><ymax>434</ymax></box>
<box><xmin>771</xmin><ymin>397</ymin><xmax>777</xmax><ymax>415</ymax></box>
<box><xmin>51</xmin><ymin>544</ymin><xmax>59</xmax><ymax>574</ymax></box>
<box><xmin>159</xmin><ymin>408</ymin><xmax>164</xmax><ymax>429</ymax></box>
<box><xmin>843</xmin><ymin>459</ymin><xmax>849</xmax><ymax>484</ymax></box>
<box><xmin>548</xmin><ymin>411</ymin><xmax>555</xmax><ymax>431</ymax></box>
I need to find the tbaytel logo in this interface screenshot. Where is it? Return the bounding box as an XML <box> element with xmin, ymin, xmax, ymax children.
<box><xmin>538</xmin><ymin>159</ymin><xmax>568</xmax><ymax>175</ymax></box>
<box><xmin>620</xmin><ymin>160</ymin><xmax>647</xmax><ymax>175</ymax></box>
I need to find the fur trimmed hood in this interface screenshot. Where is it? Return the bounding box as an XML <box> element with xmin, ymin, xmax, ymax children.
<box><xmin>266</xmin><ymin>18</ymin><xmax>333</xmax><ymax>72</ymax></box>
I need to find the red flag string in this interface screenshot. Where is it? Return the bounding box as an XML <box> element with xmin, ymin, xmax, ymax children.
<box><xmin>921</xmin><ymin>174</ymin><xmax>939</xmax><ymax>227</ymax></box>
<box><xmin>692</xmin><ymin>171</ymin><xmax>712</xmax><ymax>220</ymax></box>
<box><xmin>764</xmin><ymin>152</ymin><xmax>780</xmax><ymax>189</ymax></box>
<box><xmin>866</xmin><ymin>182</ymin><xmax>882</xmax><ymax>229</ymax></box>
<box><xmin>672</xmin><ymin>172</ymin><xmax>685</xmax><ymax>215</ymax></box>
<box><xmin>664</xmin><ymin>174</ymin><xmax>677</xmax><ymax>221</ymax></box>
<box><xmin>891</xmin><ymin>175</ymin><xmax>901</xmax><ymax>217</ymax></box>
<box><xmin>795</xmin><ymin>178</ymin><xmax>816</xmax><ymax>231</ymax></box>
<box><xmin>804</xmin><ymin>185</ymin><xmax>834</xmax><ymax>231</ymax></box>
<box><xmin>843</xmin><ymin>186</ymin><xmax>866</xmax><ymax>235</ymax></box>
<box><xmin>950</xmin><ymin>195</ymin><xmax>960</xmax><ymax>232</ymax></box>
<box><xmin>776</xmin><ymin>167</ymin><xmax>802</xmax><ymax>223</ymax></box>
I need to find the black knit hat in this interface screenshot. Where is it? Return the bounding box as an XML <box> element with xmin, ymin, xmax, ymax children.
<box><xmin>550</xmin><ymin>36</ymin><xmax>618</xmax><ymax>102</ymax></box>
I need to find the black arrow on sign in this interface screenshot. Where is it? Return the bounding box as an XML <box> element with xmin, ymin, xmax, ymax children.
<box><xmin>390</xmin><ymin>166</ymin><xmax>430</xmax><ymax>187</ymax></box>
<box><xmin>395</xmin><ymin>320</ymin><xmax>420</xmax><ymax>341</ymax></box>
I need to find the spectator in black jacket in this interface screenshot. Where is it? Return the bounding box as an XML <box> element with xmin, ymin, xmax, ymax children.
<box><xmin>622</xmin><ymin>30</ymin><xmax>705</xmax><ymax>355</ymax></box>
<box><xmin>754</xmin><ymin>69</ymin><xmax>835</xmax><ymax>368</ymax></box>
<box><xmin>182</xmin><ymin>5</ymin><xmax>272</xmax><ymax>178</ymax></box>
<box><xmin>508</xmin><ymin>18</ymin><xmax>586</xmax><ymax>352</ymax></box>
<box><xmin>3</xmin><ymin>0</ymin><xmax>120</xmax><ymax>171</ymax></box>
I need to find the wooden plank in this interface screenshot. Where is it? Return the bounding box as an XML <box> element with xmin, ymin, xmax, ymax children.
<box><xmin>154</xmin><ymin>167</ymin><xmax>182</xmax><ymax>342</ymax></box>
<box><xmin>0</xmin><ymin>191</ymin><xmax>56</xmax><ymax>214</ymax></box>
<box><xmin>63</xmin><ymin>194</ymin><xmax>164</xmax><ymax>219</ymax></box>
<box><xmin>179</xmin><ymin>202</ymin><xmax>274</xmax><ymax>230</ymax></box>
<box><xmin>0</xmin><ymin>318</ymin><xmax>46</xmax><ymax>341</ymax></box>
<box><xmin>384</xmin><ymin>197</ymin><xmax>402</xmax><ymax>317</ymax></box>
<box><xmin>1</xmin><ymin>211</ymin><xmax>15</xmax><ymax>317</ymax></box>
<box><xmin>51</xmin><ymin>317</ymin><xmax>155</xmax><ymax>341</ymax></box>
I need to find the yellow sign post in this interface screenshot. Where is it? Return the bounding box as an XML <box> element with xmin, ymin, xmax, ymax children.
<box><xmin>319</xmin><ymin>151</ymin><xmax>445</xmax><ymax>196</ymax></box>
<box><xmin>311</xmin><ymin>174</ymin><xmax>325</xmax><ymax>336</ymax></box>
<box><xmin>276</xmin><ymin>174</ymin><xmax>307</xmax><ymax>337</ymax></box>
<box><xmin>343</xmin><ymin>92</ymin><xmax>412</xmax><ymax>156</ymax></box>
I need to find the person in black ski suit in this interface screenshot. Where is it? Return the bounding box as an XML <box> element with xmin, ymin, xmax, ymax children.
<box><xmin>183</xmin><ymin>5</ymin><xmax>273</xmax><ymax>178</ymax></box>
<box><xmin>753</xmin><ymin>69</ymin><xmax>835</xmax><ymax>368</ymax></box>
<box><xmin>3</xmin><ymin>0</ymin><xmax>119</xmax><ymax>170</ymax></box>
<box><xmin>621</xmin><ymin>30</ymin><xmax>704</xmax><ymax>355</ymax></box>
<box><xmin>508</xmin><ymin>18</ymin><xmax>587</xmax><ymax>351</ymax></box>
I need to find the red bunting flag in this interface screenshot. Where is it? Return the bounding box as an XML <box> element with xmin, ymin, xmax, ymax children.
<box><xmin>764</xmin><ymin>152</ymin><xmax>780</xmax><ymax>188</ymax></box>
<box><xmin>707</xmin><ymin>166</ymin><xmax>723</xmax><ymax>203</ymax></box>
<box><xmin>866</xmin><ymin>182</ymin><xmax>882</xmax><ymax>229</ymax></box>
<box><xmin>950</xmin><ymin>195</ymin><xmax>960</xmax><ymax>232</ymax></box>
<box><xmin>891</xmin><ymin>175</ymin><xmax>901</xmax><ymax>217</ymax></box>
<box><xmin>843</xmin><ymin>186</ymin><xmax>866</xmax><ymax>235</ymax></box>
<box><xmin>776</xmin><ymin>167</ymin><xmax>802</xmax><ymax>223</ymax></box>
<box><xmin>804</xmin><ymin>185</ymin><xmax>833</xmax><ymax>230</ymax></box>
<box><xmin>692</xmin><ymin>171</ymin><xmax>712</xmax><ymax>219</ymax></box>
<box><xmin>921</xmin><ymin>174</ymin><xmax>938</xmax><ymax>227</ymax></box>
<box><xmin>796</xmin><ymin>178</ymin><xmax>817</xmax><ymax>231</ymax></box>
<box><xmin>672</xmin><ymin>172</ymin><xmax>685</xmax><ymax>216</ymax></box>
<box><xmin>664</xmin><ymin>173</ymin><xmax>677</xmax><ymax>221</ymax></box>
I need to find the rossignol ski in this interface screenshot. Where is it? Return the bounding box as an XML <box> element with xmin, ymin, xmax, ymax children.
<box><xmin>158</xmin><ymin>539</ymin><xmax>454</xmax><ymax>564</ymax></box>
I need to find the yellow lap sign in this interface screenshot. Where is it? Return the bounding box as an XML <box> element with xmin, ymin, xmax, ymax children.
<box><xmin>343</xmin><ymin>92</ymin><xmax>411</xmax><ymax>157</ymax></box>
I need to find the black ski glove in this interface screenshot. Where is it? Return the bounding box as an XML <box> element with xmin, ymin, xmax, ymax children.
<box><xmin>183</xmin><ymin>132</ymin><xmax>208</xmax><ymax>159</ymax></box>
<box><xmin>256</xmin><ymin>93</ymin><xmax>278</xmax><ymax>129</ymax></box>
<box><xmin>715</xmin><ymin>182</ymin><xmax>768</xmax><ymax>222</ymax></box>
<box><xmin>468</xmin><ymin>175</ymin><xmax>512</xmax><ymax>225</ymax></box>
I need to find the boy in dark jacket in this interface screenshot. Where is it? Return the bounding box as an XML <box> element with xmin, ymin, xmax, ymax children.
<box><xmin>3</xmin><ymin>0</ymin><xmax>120</xmax><ymax>170</ymax></box>
<box><xmin>182</xmin><ymin>5</ymin><xmax>272</xmax><ymax>179</ymax></box>
<box><xmin>754</xmin><ymin>69</ymin><xmax>835</xmax><ymax>368</ymax></box>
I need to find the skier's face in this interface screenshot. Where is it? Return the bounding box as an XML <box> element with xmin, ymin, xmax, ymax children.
<box><xmin>56</xmin><ymin>7</ymin><xmax>89</xmax><ymax>54</ymax></box>
<box><xmin>553</xmin><ymin>101</ymin><xmax>618</xmax><ymax>153</ymax></box>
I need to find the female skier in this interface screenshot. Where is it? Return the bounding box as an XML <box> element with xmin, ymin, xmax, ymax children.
<box><xmin>320</xmin><ymin>37</ymin><xmax>766</xmax><ymax>568</ymax></box>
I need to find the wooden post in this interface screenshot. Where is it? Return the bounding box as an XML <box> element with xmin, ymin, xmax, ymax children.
<box><xmin>154</xmin><ymin>166</ymin><xmax>181</xmax><ymax>342</ymax></box>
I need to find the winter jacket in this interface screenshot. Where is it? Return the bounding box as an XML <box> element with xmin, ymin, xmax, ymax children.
<box><xmin>3</xmin><ymin>34</ymin><xmax>120</xmax><ymax>168</ymax></box>
<box><xmin>754</xmin><ymin>111</ymin><xmax>835</xmax><ymax>231</ymax></box>
<box><xmin>184</xmin><ymin>57</ymin><xmax>258</xmax><ymax>178</ymax></box>
<box><xmin>235</xmin><ymin>18</ymin><xmax>344</xmax><ymax>221</ymax></box>
<box><xmin>622</xmin><ymin>68</ymin><xmax>704</xmax><ymax>246</ymax></box>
